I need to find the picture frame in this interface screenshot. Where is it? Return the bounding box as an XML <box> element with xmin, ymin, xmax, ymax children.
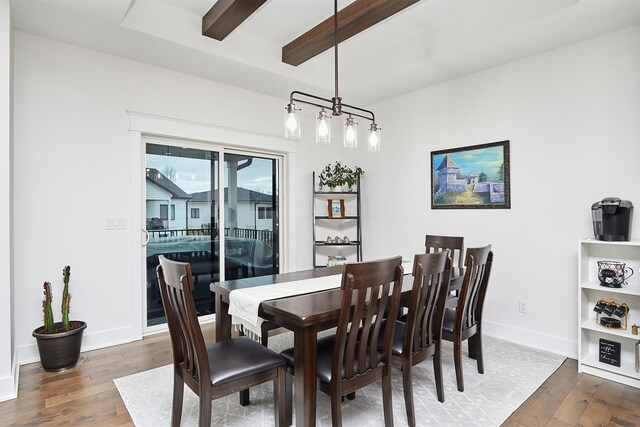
<box><xmin>328</xmin><ymin>199</ymin><xmax>345</xmax><ymax>218</ymax></box>
<box><xmin>431</xmin><ymin>140</ymin><xmax>511</xmax><ymax>209</ymax></box>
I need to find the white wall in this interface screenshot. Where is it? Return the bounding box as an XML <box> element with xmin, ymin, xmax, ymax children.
<box><xmin>10</xmin><ymin>31</ymin><xmax>336</xmax><ymax>363</ymax></box>
<box><xmin>13</xmin><ymin>20</ymin><xmax>637</xmax><ymax>367</ymax></box>
<box><xmin>0</xmin><ymin>0</ymin><xmax>17</xmax><ymax>402</ymax></box>
<box><xmin>360</xmin><ymin>25</ymin><xmax>640</xmax><ymax>356</ymax></box>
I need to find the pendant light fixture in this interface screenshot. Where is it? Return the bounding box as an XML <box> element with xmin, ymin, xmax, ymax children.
<box><xmin>284</xmin><ymin>0</ymin><xmax>381</xmax><ymax>152</ymax></box>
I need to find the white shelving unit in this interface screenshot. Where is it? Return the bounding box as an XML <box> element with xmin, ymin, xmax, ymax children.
<box><xmin>578</xmin><ymin>238</ymin><xmax>640</xmax><ymax>387</ymax></box>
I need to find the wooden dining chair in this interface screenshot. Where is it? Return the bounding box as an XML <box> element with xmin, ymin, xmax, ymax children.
<box><xmin>441</xmin><ymin>245</ymin><xmax>493</xmax><ymax>392</ymax></box>
<box><xmin>383</xmin><ymin>252</ymin><xmax>451</xmax><ymax>426</ymax></box>
<box><xmin>425</xmin><ymin>235</ymin><xmax>464</xmax><ymax>268</ymax></box>
<box><xmin>425</xmin><ymin>235</ymin><xmax>464</xmax><ymax>307</ymax></box>
<box><xmin>156</xmin><ymin>255</ymin><xmax>289</xmax><ymax>427</ymax></box>
<box><xmin>280</xmin><ymin>256</ymin><xmax>404</xmax><ymax>427</ymax></box>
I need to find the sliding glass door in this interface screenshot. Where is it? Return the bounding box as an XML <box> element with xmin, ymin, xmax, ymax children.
<box><xmin>224</xmin><ymin>153</ymin><xmax>279</xmax><ymax>280</ymax></box>
<box><xmin>144</xmin><ymin>142</ymin><xmax>280</xmax><ymax>328</ymax></box>
<box><xmin>145</xmin><ymin>144</ymin><xmax>219</xmax><ymax>327</ymax></box>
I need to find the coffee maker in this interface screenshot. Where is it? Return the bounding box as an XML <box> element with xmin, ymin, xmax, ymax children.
<box><xmin>591</xmin><ymin>197</ymin><xmax>633</xmax><ymax>241</ymax></box>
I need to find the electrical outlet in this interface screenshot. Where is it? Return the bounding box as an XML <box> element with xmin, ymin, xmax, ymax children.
<box><xmin>518</xmin><ymin>300</ymin><xmax>529</xmax><ymax>314</ymax></box>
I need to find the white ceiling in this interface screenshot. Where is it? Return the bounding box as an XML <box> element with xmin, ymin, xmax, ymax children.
<box><xmin>10</xmin><ymin>0</ymin><xmax>640</xmax><ymax>105</ymax></box>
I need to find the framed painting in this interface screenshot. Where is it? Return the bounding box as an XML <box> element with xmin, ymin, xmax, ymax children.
<box><xmin>431</xmin><ymin>140</ymin><xmax>510</xmax><ymax>209</ymax></box>
<box><xmin>328</xmin><ymin>199</ymin><xmax>345</xmax><ymax>218</ymax></box>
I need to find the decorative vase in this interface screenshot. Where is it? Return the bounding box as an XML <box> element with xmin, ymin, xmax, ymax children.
<box><xmin>33</xmin><ymin>321</ymin><xmax>87</xmax><ymax>372</ymax></box>
<box><xmin>341</xmin><ymin>184</ymin><xmax>352</xmax><ymax>192</ymax></box>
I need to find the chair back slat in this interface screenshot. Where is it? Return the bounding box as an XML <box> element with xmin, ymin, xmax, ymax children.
<box><xmin>456</xmin><ymin>246</ymin><xmax>493</xmax><ymax>332</ymax></box>
<box><xmin>332</xmin><ymin>257</ymin><xmax>403</xmax><ymax>383</ymax></box>
<box><xmin>344</xmin><ymin>278</ymin><xmax>363</xmax><ymax>379</ymax></box>
<box><xmin>157</xmin><ymin>255</ymin><xmax>210</xmax><ymax>385</ymax></box>
<box><xmin>425</xmin><ymin>235</ymin><xmax>464</xmax><ymax>269</ymax></box>
<box><xmin>405</xmin><ymin>252</ymin><xmax>451</xmax><ymax>356</ymax></box>
<box><xmin>360</xmin><ymin>284</ymin><xmax>388</xmax><ymax>376</ymax></box>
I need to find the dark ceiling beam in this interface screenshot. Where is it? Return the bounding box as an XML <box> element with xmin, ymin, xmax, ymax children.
<box><xmin>202</xmin><ymin>0</ymin><xmax>267</xmax><ymax>41</ymax></box>
<box><xmin>282</xmin><ymin>0</ymin><xmax>420</xmax><ymax>66</ymax></box>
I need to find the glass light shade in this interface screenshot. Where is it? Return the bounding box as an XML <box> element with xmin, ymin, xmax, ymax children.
<box><xmin>367</xmin><ymin>124</ymin><xmax>381</xmax><ymax>152</ymax></box>
<box><xmin>284</xmin><ymin>104</ymin><xmax>301</xmax><ymax>140</ymax></box>
<box><xmin>343</xmin><ymin>116</ymin><xmax>357</xmax><ymax>149</ymax></box>
<box><xmin>315</xmin><ymin>110</ymin><xmax>331</xmax><ymax>144</ymax></box>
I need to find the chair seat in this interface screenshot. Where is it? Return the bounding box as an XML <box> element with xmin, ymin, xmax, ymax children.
<box><xmin>280</xmin><ymin>334</ymin><xmax>337</xmax><ymax>365</ymax></box>
<box><xmin>377</xmin><ymin>319</ymin><xmax>405</xmax><ymax>356</ymax></box>
<box><xmin>281</xmin><ymin>334</ymin><xmax>381</xmax><ymax>383</ymax></box>
<box><xmin>208</xmin><ymin>337</ymin><xmax>285</xmax><ymax>386</ymax></box>
<box><xmin>442</xmin><ymin>308</ymin><xmax>455</xmax><ymax>333</ymax></box>
<box><xmin>448</xmin><ymin>274</ymin><xmax>464</xmax><ymax>292</ymax></box>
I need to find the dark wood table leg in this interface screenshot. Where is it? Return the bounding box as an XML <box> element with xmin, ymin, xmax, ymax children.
<box><xmin>214</xmin><ymin>291</ymin><xmax>231</xmax><ymax>342</ymax></box>
<box><xmin>294</xmin><ymin>326</ymin><xmax>317</xmax><ymax>427</ymax></box>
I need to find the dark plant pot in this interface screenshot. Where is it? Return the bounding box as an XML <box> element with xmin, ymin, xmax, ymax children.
<box><xmin>32</xmin><ymin>321</ymin><xmax>87</xmax><ymax>372</ymax></box>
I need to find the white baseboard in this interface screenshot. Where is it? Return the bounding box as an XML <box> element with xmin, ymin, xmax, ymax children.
<box><xmin>0</xmin><ymin>349</ymin><xmax>19</xmax><ymax>402</ymax></box>
<box><xmin>483</xmin><ymin>319</ymin><xmax>577</xmax><ymax>358</ymax></box>
<box><xmin>14</xmin><ymin>319</ymin><xmax>576</xmax><ymax>371</ymax></box>
<box><xmin>18</xmin><ymin>325</ymin><xmax>142</xmax><ymax>366</ymax></box>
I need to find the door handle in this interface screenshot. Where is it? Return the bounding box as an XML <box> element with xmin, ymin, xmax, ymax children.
<box><xmin>142</xmin><ymin>229</ymin><xmax>149</xmax><ymax>246</ymax></box>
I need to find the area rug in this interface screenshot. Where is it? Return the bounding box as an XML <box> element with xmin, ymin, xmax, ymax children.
<box><xmin>114</xmin><ymin>334</ymin><xmax>564</xmax><ymax>427</ymax></box>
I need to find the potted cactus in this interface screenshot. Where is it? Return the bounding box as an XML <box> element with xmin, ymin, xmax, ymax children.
<box><xmin>32</xmin><ymin>266</ymin><xmax>87</xmax><ymax>372</ymax></box>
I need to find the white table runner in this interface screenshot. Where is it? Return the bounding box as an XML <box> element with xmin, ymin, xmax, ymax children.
<box><xmin>229</xmin><ymin>274</ymin><xmax>342</xmax><ymax>339</ymax></box>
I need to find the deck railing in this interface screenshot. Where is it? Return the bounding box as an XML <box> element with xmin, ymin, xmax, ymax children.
<box><xmin>148</xmin><ymin>227</ymin><xmax>274</xmax><ymax>247</ymax></box>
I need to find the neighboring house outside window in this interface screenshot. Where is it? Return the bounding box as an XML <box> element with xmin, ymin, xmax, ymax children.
<box><xmin>258</xmin><ymin>206</ymin><xmax>273</xmax><ymax>219</ymax></box>
<box><xmin>171</xmin><ymin>204</ymin><xmax>175</xmax><ymax>220</ymax></box>
<box><xmin>160</xmin><ymin>204</ymin><xmax>168</xmax><ymax>220</ymax></box>
<box><xmin>191</xmin><ymin>208</ymin><xmax>200</xmax><ymax>219</ymax></box>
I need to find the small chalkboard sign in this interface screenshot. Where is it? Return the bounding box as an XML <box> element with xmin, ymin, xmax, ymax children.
<box><xmin>599</xmin><ymin>338</ymin><xmax>621</xmax><ymax>367</ymax></box>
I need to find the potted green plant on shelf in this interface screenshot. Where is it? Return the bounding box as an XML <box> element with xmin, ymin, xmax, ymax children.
<box><xmin>342</xmin><ymin>165</ymin><xmax>365</xmax><ymax>192</ymax></box>
<box><xmin>32</xmin><ymin>266</ymin><xmax>87</xmax><ymax>372</ymax></box>
<box><xmin>318</xmin><ymin>162</ymin><xmax>365</xmax><ymax>192</ymax></box>
<box><xmin>318</xmin><ymin>162</ymin><xmax>342</xmax><ymax>191</ymax></box>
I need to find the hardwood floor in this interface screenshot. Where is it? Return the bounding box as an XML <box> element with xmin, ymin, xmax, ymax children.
<box><xmin>502</xmin><ymin>358</ymin><xmax>640</xmax><ymax>427</ymax></box>
<box><xmin>1</xmin><ymin>325</ymin><xmax>638</xmax><ymax>426</ymax></box>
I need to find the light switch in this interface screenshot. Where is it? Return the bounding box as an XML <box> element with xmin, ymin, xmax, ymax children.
<box><xmin>105</xmin><ymin>216</ymin><xmax>126</xmax><ymax>230</ymax></box>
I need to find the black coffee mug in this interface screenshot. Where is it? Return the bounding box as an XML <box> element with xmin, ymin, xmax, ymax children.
<box><xmin>613</xmin><ymin>304</ymin><xmax>628</xmax><ymax>317</ymax></box>
<box><xmin>593</xmin><ymin>301</ymin><xmax>605</xmax><ymax>313</ymax></box>
<box><xmin>603</xmin><ymin>304</ymin><xmax>616</xmax><ymax>316</ymax></box>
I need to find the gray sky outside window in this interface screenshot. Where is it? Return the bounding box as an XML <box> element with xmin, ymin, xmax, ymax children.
<box><xmin>146</xmin><ymin>153</ymin><xmax>274</xmax><ymax>195</ymax></box>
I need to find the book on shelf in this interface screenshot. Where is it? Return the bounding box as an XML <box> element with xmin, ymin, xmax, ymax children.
<box><xmin>327</xmin><ymin>255</ymin><xmax>347</xmax><ymax>267</ymax></box>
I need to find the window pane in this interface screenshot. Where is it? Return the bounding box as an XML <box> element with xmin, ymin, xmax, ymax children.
<box><xmin>145</xmin><ymin>145</ymin><xmax>219</xmax><ymax>327</ymax></box>
<box><xmin>160</xmin><ymin>204</ymin><xmax>168</xmax><ymax>220</ymax></box>
<box><xmin>224</xmin><ymin>154</ymin><xmax>279</xmax><ymax>279</ymax></box>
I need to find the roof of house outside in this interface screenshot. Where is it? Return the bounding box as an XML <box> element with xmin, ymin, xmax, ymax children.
<box><xmin>146</xmin><ymin>168</ymin><xmax>191</xmax><ymax>199</ymax></box>
<box><xmin>146</xmin><ymin>168</ymin><xmax>273</xmax><ymax>203</ymax></box>
<box><xmin>190</xmin><ymin>188</ymin><xmax>273</xmax><ymax>203</ymax></box>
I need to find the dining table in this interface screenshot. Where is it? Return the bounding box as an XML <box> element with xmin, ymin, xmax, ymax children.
<box><xmin>210</xmin><ymin>264</ymin><xmax>465</xmax><ymax>427</ymax></box>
